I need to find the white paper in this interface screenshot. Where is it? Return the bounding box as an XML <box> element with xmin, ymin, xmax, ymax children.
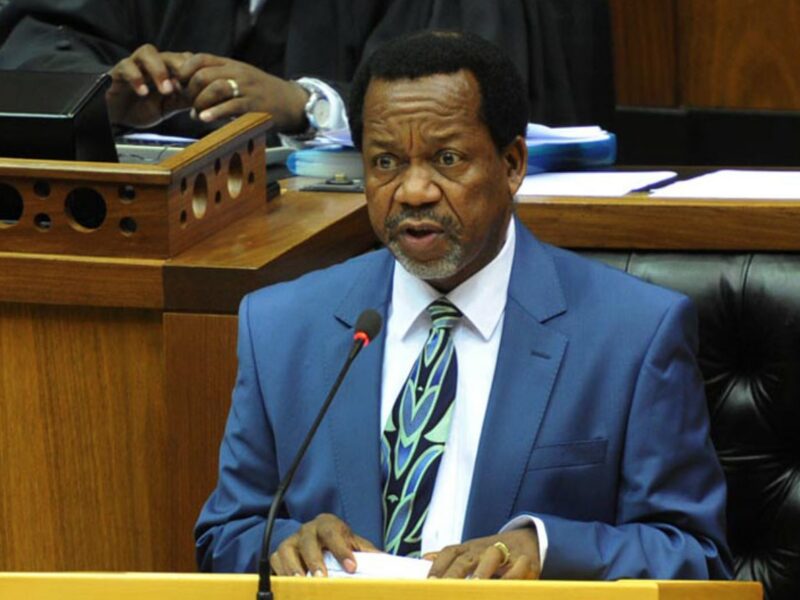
<box><xmin>650</xmin><ymin>169</ymin><xmax>800</xmax><ymax>199</ymax></box>
<box><xmin>526</xmin><ymin>123</ymin><xmax>609</xmax><ymax>143</ymax></box>
<box><xmin>119</xmin><ymin>132</ymin><xmax>196</xmax><ymax>145</ymax></box>
<box><xmin>518</xmin><ymin>171</ymin><xmax>676</xmax><ymax>197</ymax></box>
<box><xmin>323</xmin><ymin>551</ymin><xmax>432</xmax><ymax>579</ymax></box>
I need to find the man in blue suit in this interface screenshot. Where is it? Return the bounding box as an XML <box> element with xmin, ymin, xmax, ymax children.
<box><xmin>195</xmin><ymin>31</ymin><xmax>731</xmax><ymax>580</ymax></box>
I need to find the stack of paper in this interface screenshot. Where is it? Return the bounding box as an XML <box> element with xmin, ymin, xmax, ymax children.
<box><xmin>323</xmin><ymin>551</ymin><xmax>432</xmax><ymax>579</ymax></box>
<box><xmin>650</xmin><ymin>169</ymin><xmax>800</xmax><ymax>199</ymax></box>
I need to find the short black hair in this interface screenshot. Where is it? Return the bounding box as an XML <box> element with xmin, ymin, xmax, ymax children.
<box><xmin>348</xmin><ymin>30</ymin><xmax>528</xmax><ymax>152</ymax></box>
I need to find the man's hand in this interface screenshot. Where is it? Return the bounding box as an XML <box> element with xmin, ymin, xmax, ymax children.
<box><xmin>177</xmin><ymin>54</ymin><xmax>310</xmax><ymax>131</ymax></box>
<box><xmin>106</xmin><ymin>44</ymin><xmax>194</xmax><ymax>128</ymax></box>
<box><xmin>425</xmin><ymin>528</ymin><xmax>541</xmax><ymax>580</ymax></box>
<box><xmin>270</xmin><ymin>513</ymin><xmax>378</xmax><ymax>576</ymax></box>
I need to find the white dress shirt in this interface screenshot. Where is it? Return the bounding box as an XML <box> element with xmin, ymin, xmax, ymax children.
<box><xmin>379</xmin><ymin>219</ymin><xmax>548</xmax><ymax>565</ymax></box>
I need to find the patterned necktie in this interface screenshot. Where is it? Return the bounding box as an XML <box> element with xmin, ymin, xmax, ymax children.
<box><xmin>382</xmin><ymin>298</ymin><xmax>462</xmax><ymax>557</ymax></box>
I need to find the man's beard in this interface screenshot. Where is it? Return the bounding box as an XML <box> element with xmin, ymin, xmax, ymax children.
<box><xmin>384</xmin><ymin>208</ymin><xmax>464</xmax><ymax>281</ymax></box>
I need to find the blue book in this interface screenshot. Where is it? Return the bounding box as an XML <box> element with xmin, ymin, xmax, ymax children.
<box><xmin>525</xmin><ymin>124</ymin><xmax>616</xmax><ymax>174</ymax></box>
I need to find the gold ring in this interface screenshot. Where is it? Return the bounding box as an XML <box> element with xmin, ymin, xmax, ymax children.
<box><xmin>227</xmin><ymin>78</ymin><xmax>241</xmax><ymax>99</ymax></box>
<box><xmin>493</xmin><ymin>541</ymin><xmax>511</xmax><ymax>567</ymax></box>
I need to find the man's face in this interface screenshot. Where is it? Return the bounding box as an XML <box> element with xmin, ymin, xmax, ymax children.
<box><xmin>361</xmin><ymin>70</ymin><xmax>526</xmax><ymax>291</ymax></box>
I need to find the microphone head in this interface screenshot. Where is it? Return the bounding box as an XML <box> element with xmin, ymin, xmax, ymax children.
<box><xmin>353</xmin><ymin>309</ymin><xmax>382</xmax><ymax>345</ymax></box>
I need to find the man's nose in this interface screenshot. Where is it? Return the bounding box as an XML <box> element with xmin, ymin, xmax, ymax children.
<box><xmin>395</xmin><ymin>163</ymin><xmax>441</xmax><ymax>206</ymax></box>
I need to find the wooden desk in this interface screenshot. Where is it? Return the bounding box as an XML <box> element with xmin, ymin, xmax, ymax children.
<box><xmin>516</xmin><ymin>194</ymin><xmax>800</xmax><ymax>250</ymax></box>
<box><xmin>0</xmin><ymin>573</ymin><xmax>764</xmax><ymax>600</ymax></box>
<box><xmin>0</xmin><ymin>184</ymin><xmax>373</xmax><ymax>572</ymax></box>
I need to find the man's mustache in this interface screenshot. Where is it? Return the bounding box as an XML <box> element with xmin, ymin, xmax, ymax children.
<box><xmin>384</xmin><ymin>208</ymin><xmax>461</xmax><ymax>238</ymax></box>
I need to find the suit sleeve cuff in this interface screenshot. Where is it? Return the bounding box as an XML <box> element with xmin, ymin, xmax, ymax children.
<box><xmin>499</xmin><ymin>515</ymin><xmax>549</xmax><ymax>570</ymax></box>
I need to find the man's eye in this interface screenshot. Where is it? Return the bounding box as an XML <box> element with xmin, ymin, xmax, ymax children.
<box><xmin>436</xmin><ymin>151</ymin><xmax>462</xmax><ymax>166</ymax></box>
<box><xmin>374</xmin><ymin>154</ymin><xmax>399</xmax><ymax>170</ymax></box>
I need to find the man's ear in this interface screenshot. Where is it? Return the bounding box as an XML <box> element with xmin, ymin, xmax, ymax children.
<box><xmin>502</xmin><ymin>135</ymin><xmax>528</xmax><ymax>196</ymax></box>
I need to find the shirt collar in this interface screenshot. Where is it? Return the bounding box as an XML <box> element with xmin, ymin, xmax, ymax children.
<box><xmin>390</xmin><ymin>217</ymin><xmax>516</xmax><ymax>340</ymax></box>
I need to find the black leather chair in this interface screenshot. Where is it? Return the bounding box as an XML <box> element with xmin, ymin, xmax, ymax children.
<box><xmin>581</xmin><ymin>250</ymin><xmax>800</xmax><ymax>600</ymax></box>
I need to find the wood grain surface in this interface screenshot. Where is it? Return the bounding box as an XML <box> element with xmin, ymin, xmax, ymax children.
<box><xmin>0</xmin><ymin>304</ymin><xmax>168</xmax><ymax>570</ymax></box>
<box><xmin>517</xmin><ymin>194</ymin><xmax>800</xmax><ymax>250</ymax></box>
<box><xmin>0</xmin><ymin>114</ymin><xmax>271</xmax><ymax>259</ymax></box>
<box><xmin>0</xmin><ymin>176</ymin><xmax>173</xmax><ymax>257</ymax></box>
<box><xmin>0</xmin><ymin>307</ymin><xmax>244</xmax><ymax>572</ymax></box>
<box><xmin>680</xmin><ymin>0</ymin><xmax>800</xmax><ymax>110</ymax></box>
<box><xmin>0</xmin><ymin>157</ymin><xmax>171</xmax><ymax>183</ymax></box>
<box><xmin>612</xmin><ymin>0</ymin><xmax>800</xmax><ymax>111</ymax></box>
<box><xmin>610</xmin><ymin>0</ymin><xmax>678</xmax><ymax>107</ymax></box>
<box><xmin>163</xmin><ymin>313</ymin><xmax>239</xmax><ymax>571</ymax></box>
<box><xmin>0</xmin><ymin>252</ymin><xmax>164</xmax><ymax>308</ymax></box>
<box><xmin>163</xmin><ymin>187</ymin><xmax>376</xmax><ymax>313</ymax></box>
<box><xmin>0</xmin><ymin>184</ymin><xmax>373</xmax><ymax>311</ymax></box>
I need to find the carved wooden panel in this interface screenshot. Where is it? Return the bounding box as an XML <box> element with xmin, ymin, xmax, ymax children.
<box><xmin>0</xmin><ymin>114</ymin><xmax>271</xmax><ymax>258</ymax></box>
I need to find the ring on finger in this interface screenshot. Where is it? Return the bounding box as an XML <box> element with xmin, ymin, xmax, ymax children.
<box><xmin>227</xmin><ymin>78</ymin><xmax>241</xmax><ymax>99</ymax></box>
<box><xmin>493</xmin><ymin>541</ymin><xmax>511</xmax><ymax>567</ymax></box>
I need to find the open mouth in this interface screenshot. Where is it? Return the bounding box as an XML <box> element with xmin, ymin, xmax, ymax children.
<box><xmin>392</xmin><ymin>221</ymin><xmax>448</xmax><ymax>258</ymax></box>
<box><xmin>404</xmin><ymin>225</ymin><xmax>442</xmax><ymax>239</ymax></box>
<box><xmin>399</xmin><ymin>220</ymin><xmax>445</xmax><ymax>238</ymax></box>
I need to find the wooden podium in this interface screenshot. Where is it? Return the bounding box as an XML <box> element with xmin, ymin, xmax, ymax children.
<box><xmin>0</xmin><ymin>116</ymin><xmax>376</xmax><ymax>573</ymax></box>
<box><xmin>0</xmin><ymin>573</ymin><xmax>763</xmax><ymax>600</ymax></box>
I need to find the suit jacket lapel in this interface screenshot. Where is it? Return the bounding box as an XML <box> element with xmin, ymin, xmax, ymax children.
<box><xmin>463</xmin><ymin>221</ymin><xmax>569</xmax><ymax>539</ymax></box>
<box><xmin>326</xmin><ymin>250</ymin><xmax>394</xmax><ymax>547</ymax></box>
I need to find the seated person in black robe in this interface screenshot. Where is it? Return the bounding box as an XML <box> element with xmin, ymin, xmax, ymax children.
<box><xmin>0</xmin><ymin>0</ymin><xmax>613</xmax><ymax>137</ymax></box>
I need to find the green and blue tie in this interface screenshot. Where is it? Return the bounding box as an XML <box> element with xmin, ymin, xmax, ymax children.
<box><xmin>381</xmin><ymin>298</ymin><xmax>462</xmax><ymax>557</ymax></box>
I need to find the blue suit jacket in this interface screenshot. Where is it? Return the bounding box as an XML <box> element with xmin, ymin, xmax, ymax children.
<box><xmin>195</xmin><ymin>220</ymin><xmax>732</xmax><ymax>579</ymax></box>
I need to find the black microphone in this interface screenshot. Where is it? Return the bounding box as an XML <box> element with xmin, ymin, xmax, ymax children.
<box><xmin>256</xmin><ymin>309</ymin><xmax>383</xmax><ymax>600</ymax></box>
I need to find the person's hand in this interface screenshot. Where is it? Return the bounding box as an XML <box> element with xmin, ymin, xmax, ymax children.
<box><xmin>425</xmin><ymin>528</ymin><xmax>541</xmax><ymax>580</ymax></box>
<box><xmin>106</xmin><ymin>43</ymin><xmax>194</xmax><ymax>128</ymax></box>
<box><xmin>177</xmin><ymin>54</ymin><xmax>310</xmax><ymax>131</ymax></box>
<box><xmin>270</xmin><ymin>513</ymin><xmax>379</xmax><ymax>576</ymax></box>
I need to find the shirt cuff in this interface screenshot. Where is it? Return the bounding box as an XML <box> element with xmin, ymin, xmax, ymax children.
<box><xmin>498</xmin><ymin>515</ymin><xmax>549</xmax><ymax>571</ymax></box>
<box><xmin>278</xmin><ymin>77</ymin><xmax>348</xmax><ymax>149</ymax></box>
